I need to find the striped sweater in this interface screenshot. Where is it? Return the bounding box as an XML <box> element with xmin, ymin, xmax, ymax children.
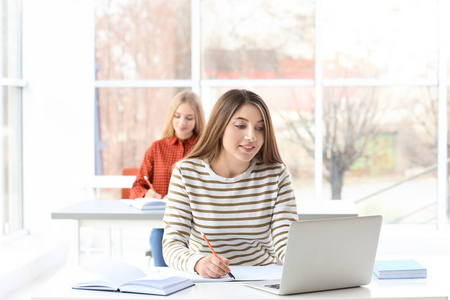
<box><xmin>162</xmin><ymin>158</ymin><xmax>298</xmax><ymax>273</ymax></box>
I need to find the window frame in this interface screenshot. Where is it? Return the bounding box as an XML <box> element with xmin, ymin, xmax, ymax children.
<box><xmin>0</xmin><ymin>0</ymin><xmax>26</xmax><ymax>238</ymax></box>
<box><xmin>93</xmin><ymin>0</ymin><xmax>449</xmax><ymax>229</ymax></box>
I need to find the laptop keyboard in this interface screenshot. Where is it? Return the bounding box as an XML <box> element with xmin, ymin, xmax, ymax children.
<box><xmin>264</xmin><ymin>283</ymin><xmax>280</xmax><ymax>290</ymax></box>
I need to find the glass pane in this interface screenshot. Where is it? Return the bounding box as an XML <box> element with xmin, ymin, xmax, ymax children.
<box><xmin>1</xmin><ymin>0</ymin><xmax>22</xmax><ymax>236</ymax></box>
<box><xmin>201</xmin><ymin>87</ymin><xmax>315</xmax><ymax>199</ymax></box>
<box><xmin>322</xmin><ymin>0</ymin><xmax>438</xmax><ymax>79</ymax></box>
<box><xmin>447</xmin><ymin>88</ymin><xmax>450</xmax><ymax>219</ymax></box>
<box><xmin>2</xmin><ymin>0</ymin><xmax>20</xmax><ymax>78</ymax></box>
<box><xmin>95</xmin><ymin>0</ymin><xmax>191</xmax><ymax>80</ymax></box>
<box><xmin>1</xmin><ymin>87</ymin><xmax>23</xmax><ymax>235</ymax></box>
<box><xmin>321</xmin><ymin>86</ymin><xmax>438</xmax><ymax>224</ymax></box>
<box><xmin>448</xmin><ymin>26</ymin><xmax>450</xmax><ymax>78</ymax></box>
<box><xmin>201</xmin><ymin>0</ymin><xmax>315</xmax><ymax>79</ymax></box>
<box><xmin>96</xmin><ymin>88</ymin><xmax>190</xmax><ymax>176</ymax></box>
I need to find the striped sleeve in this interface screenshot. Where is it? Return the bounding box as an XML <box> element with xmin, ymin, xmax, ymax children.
<box><xmin>271</xmin><ymin>164</ymin><xmax>298</xmax><ymax>262</ymax></box>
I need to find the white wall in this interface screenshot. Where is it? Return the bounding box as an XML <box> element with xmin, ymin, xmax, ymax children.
<box><xmin>22</xmin><ymin>0</ymin><xmax>95</xmax><ymax>233</ymax></box>
<box><xmin>0</xmin><ymin>1</ymin><xmax>96</xmax><ymax>297</ymax></box>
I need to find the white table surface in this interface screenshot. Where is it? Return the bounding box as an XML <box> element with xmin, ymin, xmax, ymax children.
<box><xmin>52</xmin><ymin>199</ymin><xmax>358</xmax><ymax>222</ymax></box>
<box><xmin>51</xmin><ymin>199</ymin><xmax>358</xmax><ymax>265</ymax></box>
<box><xmin>52</xmin><ymin>200</ymin><xmax>165</xmax><ymax>222</ymax></box>
<box><xmin>31</xmin><ymin>267</ymin><xmax>448</xmax><ymax>300</ymax></box>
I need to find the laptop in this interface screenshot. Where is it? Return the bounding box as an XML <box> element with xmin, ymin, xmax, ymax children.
<box><xmin>244</xmin><ymin>215</ymin><xmax>382</xmax><ymax>295</ymax></box>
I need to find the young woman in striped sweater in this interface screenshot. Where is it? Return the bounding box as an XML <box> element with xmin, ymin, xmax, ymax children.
<box><xmin>162</xmin><ymin>89</ymin><xmax>298</xmax><ymax>278</ymax></box>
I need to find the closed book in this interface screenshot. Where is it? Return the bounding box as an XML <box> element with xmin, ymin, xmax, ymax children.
<box><xmin>373</xmin><ymin>259</ymin><xmax>427</xmax><ymax>279</ymax></box>
<box><xmin>73</xmin><ymin>259</ymin><xmax>194</xmax><ymax>295</ymax></box>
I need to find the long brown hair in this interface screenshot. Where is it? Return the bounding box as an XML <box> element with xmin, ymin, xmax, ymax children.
<box><xmin>185</xmin><ymin>89</ymin><xmax>283</xmax><ymax>165</ymax></box>
<box><xmin>161</xmin><ymin>90</ymin><xmax>205</xmax><ymax>139</ymax></box>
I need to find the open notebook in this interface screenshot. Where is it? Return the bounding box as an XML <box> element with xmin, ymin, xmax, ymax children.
<box><xmin>157</xmin><ymin>265</ymin><xmax>283</xmax><ymax>283</ymax></box>
<box><xmin>72</xmin><ymin>259</ymin><xmax>193</xmax><ymax>296</ymax></box>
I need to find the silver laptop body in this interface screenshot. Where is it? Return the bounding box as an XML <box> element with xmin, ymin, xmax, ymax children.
<box><xmin>245</xmin><ymin>215</ymin><xmax>382</xmax><ymax>295</ymax></box>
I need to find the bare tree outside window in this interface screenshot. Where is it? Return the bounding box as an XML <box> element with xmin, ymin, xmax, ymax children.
<box><xmin>406</xmin><ymin>87</ymin><xmax>450</xmax><ymax>210</ymax></box>
<box><xmin>282</xmin><ymin>87</ymin><xmax>385</xmax><ymax>200</ymax></box>
<box><xmin>94</xmin><ymin>0</ymin><xmax>191</xmax><ymax>175</ymax></box>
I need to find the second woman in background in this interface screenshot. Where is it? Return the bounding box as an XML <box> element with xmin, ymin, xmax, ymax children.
<box><xmin>130</xmin><ymin>90</ymin><xmax>205</xmax><ymax>267</ymax></box>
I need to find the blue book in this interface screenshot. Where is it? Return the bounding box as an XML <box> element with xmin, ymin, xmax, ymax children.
<box><xmin>373</xmin><ymin>259</ymin><xmax>427</xmax><ymax>279</ymax></box>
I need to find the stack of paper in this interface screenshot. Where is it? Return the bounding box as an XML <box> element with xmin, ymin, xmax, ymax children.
<box><xmin>120</xmin><ymin>198</ymin><xmax>166</xmax><ymax>210</ymax></box>
<box><xmin>373</xmin><ymin>259</ymin><xmax>427</xmax><ymax>279</ymax></box>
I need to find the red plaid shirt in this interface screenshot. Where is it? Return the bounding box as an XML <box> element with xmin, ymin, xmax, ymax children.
<box><xmin>129</xmin><ymin>134</ymin><xmax>198</xmax><ymax>199</ymax></box>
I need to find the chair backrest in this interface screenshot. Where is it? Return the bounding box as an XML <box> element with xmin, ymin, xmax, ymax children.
<box><xmin>121</xmin><ymin>168</ymin><xmax>139</xmax><ymax>199</ymax></box>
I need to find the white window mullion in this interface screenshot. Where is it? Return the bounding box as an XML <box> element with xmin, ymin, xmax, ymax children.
<box><xmin>437</xmin><ymin>0</ymin><xmax>448</xmax><ymax>230</ymax></box>
<box><xmin>200</xmin><ymin>79</ymin><xmax>314</xmax><ymax>87</ymax></box>
<box><xmin>191</xmin><ymin>0</ymin><xmax>201</xmax><ymax>94</ymax></box>
<box><xmin>0</xmin><ymin>78</ymin><xmax>27</xmax><ymax>87</ymax></box>
<box><xmin>0</xmin><ymin>0</ymin><xmax>5</xmax><ymax>237</ymax></box>
<box><xmin>314</xmin><ymin>0</ymin><xmax>324</xmax><ymax>201</ymax></box>
<box><xmin>94</xmin><ymin>80</ymin><xmax>192</xmax><ymax>88</ymax></box>
<box><xmin>323</xmin><ymin>78</ymin><xmax>438</xmax><ymax>87</ymax></box>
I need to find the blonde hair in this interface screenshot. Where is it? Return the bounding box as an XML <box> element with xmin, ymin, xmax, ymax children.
<box><xmin>185</xmin><ymin>89</ymin><xmax>283</xmax><ymax>165</ymax></box>
<box><xmin>161</xmin><ymin>91</ymin><xmax>205</xmax><ymax>139</ymax></box>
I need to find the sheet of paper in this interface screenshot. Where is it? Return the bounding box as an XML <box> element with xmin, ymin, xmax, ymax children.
<box><xmin>156</xmin><ymin>265</ymin><xmax>282</xmax><ymax>282</ymax></box>
<box><xmin>83</xmin><ymin>258</ymin><xmax>147</xmax><ymax>286</ymax></box>
<box><xmin>120</xmin><ymin>199</ymin><xmax>165</xmax><ymax>210</ymax></box>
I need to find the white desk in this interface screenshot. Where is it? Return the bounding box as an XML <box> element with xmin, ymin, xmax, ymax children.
<box><xmin>51</xmin><ymin>200</ymin><xmax>358</xmax><ymax>264</ymax></box>
<box><xmin>31</xmin><ymin>267</ymin><xmax>448</xmax><ymax>300</ymax></box>
<box><xmin>52</xmin><ymin>200</ymin><xmax>164</xmax><ymax>264</ymax></box>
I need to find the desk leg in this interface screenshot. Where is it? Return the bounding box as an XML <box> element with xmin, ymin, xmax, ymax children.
<box><xmin>74</xmin><ymin>220</ymin><xmax>81</xmax><ymax>265</ymax></box>
<box><xmin>119</xmin><ymin>228</ymin><xmax>123</xmax><ymax>260</ymax></box>
<box><xmin>107</xmin><ymin>227</ymin><xmax>112</xmax><ymax>258</ymax></box>
<box><xmin>109</xmin><ymin>228</ymin><xmax>124</xmax><ymax>259</ymax></box>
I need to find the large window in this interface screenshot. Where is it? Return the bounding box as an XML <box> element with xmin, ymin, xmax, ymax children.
<box><xmin>94</xmin><ymin>0</ymin><xmax>449</xmax><ymax>227</ymax></box>
<box><xmin>322</xmin><ymin>0</ymin><xmax>437</xmax><ymax>80</ymax></box>
<box><xmin>1</xmin><ymin>0</ymin><xmax>24</xmax><ymax>237</ymax></box>
<box><xmin>201</xmin><ymin>1</ymin><xmax>314</xmax><ymax>80</ymax></box>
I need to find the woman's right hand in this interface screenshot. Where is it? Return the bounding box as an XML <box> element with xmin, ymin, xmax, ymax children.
<box><xmin>194</xmin><ymin>255</ymin><xmax>231</xmax><ymax>278</ymax></box>
<box><xmin>145</xmin><ymin>189</ymin><xmax>162</xmax><ymax>199</ymax></box>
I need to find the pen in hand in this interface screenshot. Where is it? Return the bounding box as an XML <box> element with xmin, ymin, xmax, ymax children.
<box><xmin>143</xmin><ymin>175</ymin><xmax>156</xmax><ymax>192</ymax></box>
<box><xmin>201</xmin><ymin>232</ymin><xmax>235</xmax><ymax>280</ymax></box>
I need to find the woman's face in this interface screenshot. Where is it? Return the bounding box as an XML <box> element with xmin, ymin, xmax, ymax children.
<box><xmin>220</xmin><ymin>103</ymin><xmax>265</xmax><ymax>166</ymax></box>
<box><xmin>172</xmin><ymin>103</ymin><xmax>196</xmax><ymax>140</ymax></box>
